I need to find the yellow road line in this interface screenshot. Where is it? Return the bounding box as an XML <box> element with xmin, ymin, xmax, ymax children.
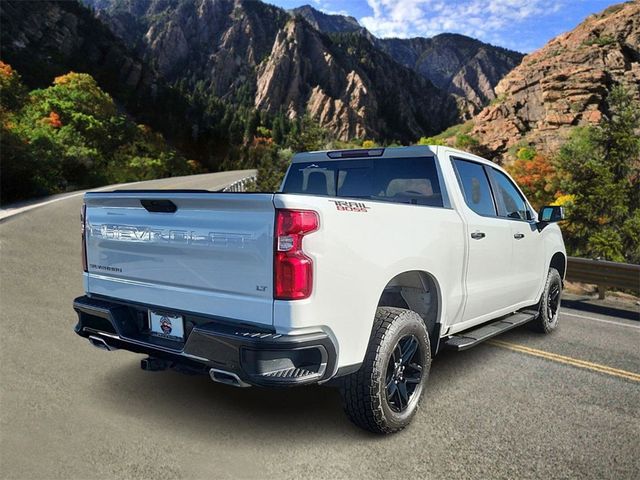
<box><xmin>488</xmin><ymin>339</ymin><xmax>640</xmax><ymax>382</ymax></box>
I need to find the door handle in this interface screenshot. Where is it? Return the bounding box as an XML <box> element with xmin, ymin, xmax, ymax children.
<box><xmin>471</xmin><ymin>231</ymin><xmax>486</xmax><ymax>240</ymax></box>
<box><xmin>514</xmin><ymin>233</ymin><xmax>525</xmax><ymax>239</ymax></box>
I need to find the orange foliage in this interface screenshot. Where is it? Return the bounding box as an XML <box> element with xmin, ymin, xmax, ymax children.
<box><xmin>53</xmin><ymin>72</ymin><xmax>78</xmax><ymax>85</ymax></box>
<box><xmin>44</xmin><ymin>111</ymin><xmax>62</xmax><ymax>128</ymax></box>
<box><xmin>252</xmin><ymin>136</ymin><xmax>274</xmax><ymax>147</ymax></box>
<box><xmin>511</xmin><ymin>154</ymin><xmax>554</xmax><ymax>186</ymax></box>
<box><xmin>0</xmin><ymin>60</ymin><xmax>14</xmax><ymax>78</ymax></box>
<box><xmin>507</xmin><ymin>153</ymin><xmax>559</xmax><ymax>208</ymax></box>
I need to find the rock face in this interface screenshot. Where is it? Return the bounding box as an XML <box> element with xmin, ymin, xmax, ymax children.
<box><xmin>87</xmin><ymin>0</ymin><xmax>289</xmax><ymax>99</ymax></box>
<box><xmin>378</xmin><ymin>34</ymin><xmax>523</xmax><ymax>117</ymax></box>
<box><xmin>255</xmin><ymin>18</ymin><xmax>457</xmax><ymax>140</ymax></box>
<box><xmin>469</xmin><ymin>1</ymin><xmax>640</xmax><ymax>160</ymax></box>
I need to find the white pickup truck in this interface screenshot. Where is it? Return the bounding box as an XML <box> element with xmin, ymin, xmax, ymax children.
<box><xmin>74</xmin><ymin>146</ymin><xmax>566</xmax><ymax>433</ymax></box>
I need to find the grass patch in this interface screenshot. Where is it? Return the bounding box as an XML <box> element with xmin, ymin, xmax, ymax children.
<box><xmin>583</xmin><ymin>36</ymin><xmax>616</xmax><ymax>47</ymax></box>
<box><xmin>489</xmin><ymin>93</ymin><xmax>508</xmax><ymax>106</ymax></box>
<box><xmin>416</xmin><ymin>120</ymin><xmax>475</xmax><ymax>146</ymax></box>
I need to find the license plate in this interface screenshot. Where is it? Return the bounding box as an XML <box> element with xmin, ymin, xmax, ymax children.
<box><xmin>148</xmin><ymin>310</ymin><xmax>184</xmax><ymax>341</ymax></box>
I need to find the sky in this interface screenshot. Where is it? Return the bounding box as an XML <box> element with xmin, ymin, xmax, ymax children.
<box><xmin>268</xmin><ymin>0</ymin><xmax>621</xmax><ymax>52</ymax></box>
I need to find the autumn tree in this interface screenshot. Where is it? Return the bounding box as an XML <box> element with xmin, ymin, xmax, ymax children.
<box><xmin>506</xmin><ymin>149</ymin><xmax>559</xmax><ymax>209</ymax></box>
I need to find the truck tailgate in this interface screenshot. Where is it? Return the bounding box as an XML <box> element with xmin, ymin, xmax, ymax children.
<box><xmin>83</xmin><ymin>192</ymin><xmax>275</xmax><ymax>326</ymax></box>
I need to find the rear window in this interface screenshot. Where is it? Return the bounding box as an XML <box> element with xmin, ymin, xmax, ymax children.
<box><xmin>282</xmin><ymin>157</ymin><xmax>445</xmax><ymax>207</ymax></box>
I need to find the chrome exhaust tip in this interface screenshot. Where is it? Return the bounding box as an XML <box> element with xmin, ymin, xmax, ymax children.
<box><xmin>88</xmin><ymin>335</ymin><xmax>117</xmax><ymax>352</ymax></box>
<box><xmin>209</xmin><ymin>368</ymin><xmax>251</xmax><ymax>388</ymax></box>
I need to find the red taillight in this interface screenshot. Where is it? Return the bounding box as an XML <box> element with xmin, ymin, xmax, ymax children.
<box><xmin>274</xmin><ymin>209</ymin><xmax>318</xmax><ymax>300</ymax></box>
<box><xmin>81</xmin><ymin>203</ymin><xmax>88</xmax><ymax>272</ymax></box>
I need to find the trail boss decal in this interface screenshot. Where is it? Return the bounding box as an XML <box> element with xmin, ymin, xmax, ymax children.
<box><xmin>330</xmin><ymin>200</ymin><xmax>370</xmax><ymax>212</ymax></box>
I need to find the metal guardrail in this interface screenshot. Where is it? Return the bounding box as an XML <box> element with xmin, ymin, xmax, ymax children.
<box><xmin>222</xmin><ymin>175</ymin><xmax>257</xmax><ymax>192</ymax></box>
<box><xmin>566</xmin><ymin>256</ymin><xmax>640</xmax><ymax>298</ymax></box>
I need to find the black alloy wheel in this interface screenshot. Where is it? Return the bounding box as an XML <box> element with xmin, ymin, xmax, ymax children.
<box><xmin>385</xmin><ymin>335</ymin><xmax>423</xmax><ymax>412</ymax></box>
<box><xmin>547</xmin><ymin>282</ymin><xmax>561</xmax><ymax>321</ymax></box>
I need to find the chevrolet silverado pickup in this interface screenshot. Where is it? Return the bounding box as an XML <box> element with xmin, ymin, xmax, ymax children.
<box><xmin>74</xmin><ymin>146</ymin><xmax>566</xmax><ymax>433</ymax></box>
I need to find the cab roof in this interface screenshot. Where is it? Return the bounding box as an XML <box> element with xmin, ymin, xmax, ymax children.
<box><xmin>291</xmin><ymin>145</ymin><xmax>495</xmax><ymax>167</ymax></box>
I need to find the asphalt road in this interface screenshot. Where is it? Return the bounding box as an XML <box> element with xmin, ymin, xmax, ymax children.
<box><xmin>1</xmin><ymin>173</ymin><xmax>639</xmax><ymax>479</ymax></box>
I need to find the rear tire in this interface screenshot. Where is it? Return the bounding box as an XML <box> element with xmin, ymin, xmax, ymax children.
<box><xmin>530</xmin><ymin>267</ymin><xmax>562</xmax><ymax>333</ymax></box>
<box><xmin>340</xmin><ymin>307</ymin><xmax>431</xmax><ymax>434</ymax></box>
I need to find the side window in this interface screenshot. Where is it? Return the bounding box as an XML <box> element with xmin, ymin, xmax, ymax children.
<box><xmin>452</xmin><ymin>159</ymin><xmax>496</xmax><ymax>216</ymax></box>
<box><xmin>491</xmin><ymin>169</ymin><xmax>530</xmax><ymax>220</ymax></box>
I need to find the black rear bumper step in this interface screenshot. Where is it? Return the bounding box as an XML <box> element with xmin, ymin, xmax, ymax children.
<box><xmin>443</xmin><ymin>311</ymin><xmax>537</xmax><ymax>351</ymax></box>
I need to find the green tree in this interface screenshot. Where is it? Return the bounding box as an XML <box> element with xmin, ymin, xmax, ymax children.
<box><xmin>557</xmin><ymin>86</ymin><xmax>640</xmax><ymax>262</ymax></box>
<box><xmin>286</xmin><ymin>115</ymin><xmax>329</xmax><ymax>152</ymax></box>
<box><xmin>255</xmin><ymin>146</ymin><xmax>293</xmax><ymax>192</ymax></box>
<box><xmin>0</xmin><ymin>61</ymin><xmax>62</xmax><ymax>201</ymax></box>
<box><xmin>244</xmin><ymin>109</ymin><xmax>259</xmax><ymax>141</ymax></box>
<box><xmin>228</xmin><ymin>113</ymin><xmax>244</xmax><ymax>145</ymax></box>
<box><xmin>417</xmin><ymin>136</ymin><xmax>445</xmax><ymax>146</ymax></box>
<box><xmin>272</xmin><ymin>112</ymin><xmax>285</xmax><ymax>144</ymax></box>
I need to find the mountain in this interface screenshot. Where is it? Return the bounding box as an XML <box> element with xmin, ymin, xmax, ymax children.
<box><xmin>466</xmin><ymin>1</ymin><xmax>640</xmax><ymax>161</ymax></box>
<box><xmin>83</xmin><ymin>0</ymin><xmax>458</xmax><ymax>141</ymax></box>
<box><xmin>291</xmin><ymin>5</ymin><xmax>362</xmax><ymax>34</ymax></box>
<box><xmin>291</xmin><ymin>5</ymin><xmax>523</xmax><ymax>116</ymax></box>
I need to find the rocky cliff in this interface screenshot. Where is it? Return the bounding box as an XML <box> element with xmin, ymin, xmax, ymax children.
<box><xmin>255</xmin><ymin>18</ymin><xmax>457</xmax><ymax>140</ymax></box>
<box><xmin>86</xmin><ymin>0</ymin><xmax>289</xmax><ymax>99</ymax></box>
<box><xmin>468</xmin><ymin>1</ymin><xmax>640</xmax><ymax>160</ymax></box>
<box><xmin>291</xmin><ymin>5</ymin><xmax>523</xmax><ymax>116</ymax></box>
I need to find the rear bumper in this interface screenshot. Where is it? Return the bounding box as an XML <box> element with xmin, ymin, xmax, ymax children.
<box><xmin>73</xmin><ymin>295</ymin><xmax>336</xmax><ymax>387</ymax></box>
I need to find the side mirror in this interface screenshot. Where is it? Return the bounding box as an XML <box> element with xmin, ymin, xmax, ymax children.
<box><xmin>537</xmin><ymin>205</ymin><xmax>564</xmax><ymax>230</ymax></box>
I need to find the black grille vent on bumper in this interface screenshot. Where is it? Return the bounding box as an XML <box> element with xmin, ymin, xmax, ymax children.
<box><xmin>262</xmin><ymin>367</ymin><xmax>317</xmax><ymax>378</ymax></box>
<box><xmin>235</xmin><ymin>332</ymin><xmax>283</xmax><ymax>340</ymax></box>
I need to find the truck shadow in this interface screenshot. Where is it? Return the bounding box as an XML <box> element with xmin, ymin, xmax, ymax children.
<box><xmin>96</xmin><ymin>343</ymin><xmax>499</xmax><ymax>442</ymax></box>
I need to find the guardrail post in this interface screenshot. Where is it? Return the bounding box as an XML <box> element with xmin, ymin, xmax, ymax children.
<box><xmin>597</xmin><ymin>284</ymin><xmax>606</xmax><ymax>300</ymax></box>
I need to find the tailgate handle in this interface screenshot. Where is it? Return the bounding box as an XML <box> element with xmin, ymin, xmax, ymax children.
<box><xmin>140</xmin><ymin>199</ymin><xmax>177</xmax><ymax>213</ymax></box>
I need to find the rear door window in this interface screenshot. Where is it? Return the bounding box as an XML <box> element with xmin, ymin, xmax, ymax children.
<box><xmin>282</xmin><ymin>157</ymin><xmax>446</xmax><ymax>207</ymax></box>
<box><xmin>491</xmin><ymin>168</ymin><xmax>531</xmax><ymax>220</ymax></box>
<box><xmin>452</xmin><ymin>158</ymin><xmax>497</xmax><ymax>216</ymax></box>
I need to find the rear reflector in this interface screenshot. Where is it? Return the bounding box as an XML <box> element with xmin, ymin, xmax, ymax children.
<box><xmin>274</xmin><ymin>209</ymin><xmax>318</xmax><ymax>300</ymax></box>
<box><xmin>81</xmin><ymin>203</ymin><xmax>88</xmax><ymax>272</ymax></box>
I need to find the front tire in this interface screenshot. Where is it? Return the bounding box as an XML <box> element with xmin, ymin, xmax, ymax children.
<box><xmin>530</xmin><ymin>267</ymin><xmax>562</xmax><ymax>333</ymax></box>
<box><xmin>340</xmin><ymin>307</ymin><xmax>431</xmax><ymax>434</ymax></box>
